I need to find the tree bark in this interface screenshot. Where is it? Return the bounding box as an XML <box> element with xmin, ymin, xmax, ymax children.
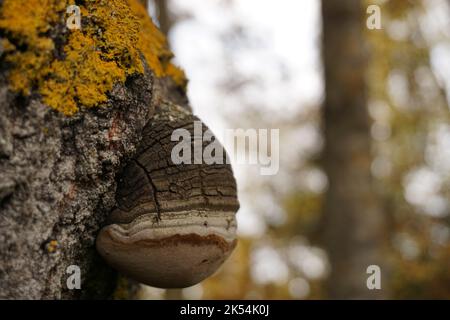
<box><xmin>320</xmin><ymin>0</ymin><xmax>388</xmax><ymax>299</ymax></box>
<box><xmin>0</xmin><ymin>65</ymin><xmax>153</xmax><ymax>299</ymax></box>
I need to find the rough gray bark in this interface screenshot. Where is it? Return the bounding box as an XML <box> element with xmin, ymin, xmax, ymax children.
<box><xmin>0</xmin><ymin>67</ymin><xmax>155</xmax><ymax>299</ymax></box>
<box><xmin>320</xmin><ymin>0</ymin><xmax>388</xmax><ymax>299</ymax></box>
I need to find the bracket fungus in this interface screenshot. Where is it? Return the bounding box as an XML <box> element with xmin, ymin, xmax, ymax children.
<box><xmin>96</xmin><ymin>102</ymin><xmax>239</xmax><ymax>288</ymax></box>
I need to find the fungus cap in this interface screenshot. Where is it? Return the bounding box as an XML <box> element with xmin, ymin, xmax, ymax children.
<box><xmin>96</xmin><ymin>101</ymin><xmax>239</xmax><ymax>288</ymax></box>
<box><xmin>96</xmin><ymin>210</ymin><xmax>237</xmax><ymax>288</ymax></box>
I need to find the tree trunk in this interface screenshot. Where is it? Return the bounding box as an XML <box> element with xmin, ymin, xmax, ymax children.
<box><xmin>139</xmin><ymin>0</ymin><xmax>149</xmax><ymax>9</ymax></box>
<box><xmin>320</xmin><ymin>0</ymin><xmax>387</xmax><ymax>299</ymax></box>
<box><xmin>0</xmin><ymin>0</ymin><xmax>188</xmax><ymax>299</ymax></box>
<box><xmin>154</xmin><ymin>0</ymin><xmax>173</xmax><ymax>36</ymax></box>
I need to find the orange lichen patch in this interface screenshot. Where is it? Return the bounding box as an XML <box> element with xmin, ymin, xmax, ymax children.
<box><xmin>0</xmin><ymin>0</ymin><xmax>64</xmax><ymax>49</ymax></box>
<box><xmin>0</xmin><ymin>38</ymin><xmax>16</xmax><ymax>53</ymax></box>
<box><xmin>40</xmin><ymin>31</ymin><xmax>128</xmax><ymax>115</ymax></box>
<box><xmin>0</xmin><ymin>0</ymin><xmax>186</xmax><ymax>116</ymax></box>
<box><xmin>127</xmin><ymin>0</ymin><xmax>187</xmax><ymax>88</ymax></box>
<box><xmin>88</xmin><ymin>0</ymin><xmax>143</xmax><ymax>75</ymax></box>
<box><xmin>165</xmin><ymin>62</ymin><xmax>188</xmax><ymax>88</ymax></box>
<box><xmin>0</xmin><ymin>0</ymin><xmax>64</xmax><ymax>95</ymax></box>
<box><xmin>45</xmin><ymin>240</ymin><xmax>59</xmax><ymax>254</ymax></box>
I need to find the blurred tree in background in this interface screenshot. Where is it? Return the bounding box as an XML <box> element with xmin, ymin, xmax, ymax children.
<box><xmin>137</xmin><ymin>0</ymin><xmax>450</xmax><ymax>300</ymax></box>
<box><xmin>320</xmin><ymin>0</ymin><xmax>387</xmax><ymax>299</ymax></box>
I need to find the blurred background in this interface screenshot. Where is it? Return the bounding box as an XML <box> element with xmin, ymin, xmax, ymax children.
<box><xmin>137</xmin><ymin>0</ymin><xmax>450</xmax><ymax>299</ymax></box>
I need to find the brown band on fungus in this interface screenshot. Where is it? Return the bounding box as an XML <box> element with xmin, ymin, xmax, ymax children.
<box><xmin>104</xmin><ymin>229</ymin><xmax>237</xmax><ymax>254</ymax></box>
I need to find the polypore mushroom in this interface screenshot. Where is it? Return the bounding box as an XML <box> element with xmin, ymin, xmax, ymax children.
<box><xmin>96</xmin><ymin>102</ymin><xmax>239</xmax><ymax>288</ymax></box>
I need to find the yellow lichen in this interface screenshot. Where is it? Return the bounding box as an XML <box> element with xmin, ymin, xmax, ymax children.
<box><xmin>127</xmin><ymin>0</ymin><xmax>187</xmax><ymax>87</ymax></box>
<box><xmin>0</xmin><ymin>0</ymin><xmax>186</xmax><ymax>116</ymax></box>
<box><xmin>0</xmin><ymin>0</ymin><xmax>63</xmax><ymax>50</ymax></box>
<box><xmin>45</xmin><ymin>239</ymin><xmax>59</xmax><ymax>253</ymax></box>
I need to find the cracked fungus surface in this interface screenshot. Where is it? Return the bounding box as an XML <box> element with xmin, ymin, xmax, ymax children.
<box><xmin>0</xmin><ymin>0</ymin><xmax>186</xmax><ymax>116</ymax></box>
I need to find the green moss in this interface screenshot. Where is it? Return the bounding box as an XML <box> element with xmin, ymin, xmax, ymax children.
<box><xmin>0</xmin><ymin>0</ymin><xmax>186</xmax><ymax>116</ymax></box>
